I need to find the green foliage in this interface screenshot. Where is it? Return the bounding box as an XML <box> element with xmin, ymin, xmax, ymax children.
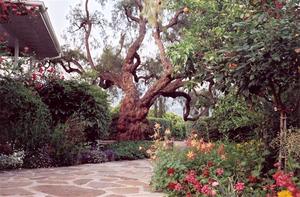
<box><xmin>107</xmin><ymin>141</ymin><xmax>153</xmax><ymax>160</ymax></box>
<box><xmin>0</xmin><ymin>78</ymin><xmax>51</xmax><ymax>152</ymax></box>
<box><xmin>38</xmin><ymin>80</ymin><xmax>111</xmax><ymax>142</ymax></box>
<box><xmin>189</xmin><ymin>93</ymin><xmax>263</xmax><ymax>141</ymax></box>
<box><xmin>212</xmin><ymin>93</ymin><xmax>263</xmax><ymax>134</ymax></box>
<box><xmin>148</xmin><ymin>117</ymin><xmax>172</xmax><ymax>134</ymax></box>
<box><xmin>22</xmin><ymin>147</ymin><xmax>53</xmax><ymax>169</ymax></box>
<box><xmin>163</xmin><ymin>112</ymin><xmax>187</xmax><ymax>140</ymax></box>
<box><xmin>79</xmin><ymin>148</ymin><xmax>108</xmax><ymax>164</ymax></box>
<box><xmin>187</xmin><ymin>117</ymin><xmax>220</xmax><ymax>140</ymax></box>
<box><xmin>49</xmin><ymin>124</ymin><xmax>83</xmax><ymax>166</ymax></box>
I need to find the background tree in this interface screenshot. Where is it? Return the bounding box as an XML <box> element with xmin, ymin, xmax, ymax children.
<box><xmin>51</xmin><ymin>0</ymin><xmax>214</xmax><ymax>140</ymax></box>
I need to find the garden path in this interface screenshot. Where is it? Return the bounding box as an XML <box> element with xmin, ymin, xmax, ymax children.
<box><xmin>0</xmin><ymin>159</ymin><xmax>165</xmax><ymax>197</ymax></box>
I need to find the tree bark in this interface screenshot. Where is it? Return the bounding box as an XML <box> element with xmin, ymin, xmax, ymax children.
<box><xmin>116</xmin><ymin>95</ymin><xmax>150</xmax><ymax>140</ymax></box>
<box><xmin>279</xmin><ymin>110</ymin><xmax>287</xmax><ymax>170</ymax></box>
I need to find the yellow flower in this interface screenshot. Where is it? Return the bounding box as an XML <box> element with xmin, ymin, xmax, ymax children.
<box><xmin>277</xmin><ymin>190</ymin><xmax>293</xmax><ymax>197</ymax></box>
<box><xmin>187</xmin><ymin>151</ymin><xmax>195</xmax><ymax>160</ymax></box>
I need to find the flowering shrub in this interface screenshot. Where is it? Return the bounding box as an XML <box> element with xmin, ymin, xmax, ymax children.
<box><xmin>0</xmin><ymin>152</ymin><xmax>24</xmax><ymax>170</ymax></box>
<box><xmin>151</xmin><ymin>134</ymin><xmax>299</xmax><ymax>196</ymax></box>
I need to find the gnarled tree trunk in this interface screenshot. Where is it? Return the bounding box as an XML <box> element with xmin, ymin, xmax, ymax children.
<box><xmin>117</xmin><ymin>95</ymin><xmax>150</xmax><ymax>140</ymax></box>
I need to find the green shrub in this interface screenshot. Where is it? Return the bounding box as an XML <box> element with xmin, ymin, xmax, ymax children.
<box><xmin>213</xmin><ymin>94</ymin><xmax>262</xmax><ymax>133</ymax></box>
<box><xmin>148</xmin><ymin>117</ymin><xmax>172</xmax><ymax>134</ymax></box>
<box><xmin>49</xmin><ymin>124</ymin><xmax>84</xmax><ymax>166</ymax></box>
<box><xmin>22</xmin><ymin>147</ymin><xmax>53</xmax><ymax>169</ymax></box>
<box><xmin>106</xmin><ymin>105</ymin><xmax>120</xmax><ymax>139</ymax></box>
<box><xmin>79</xmin><ymin>149</ymin><xmax>108</xmax><ymax>164</ymax></box>
<box><xmin>106</xmin><ymin>141</ymin><xmax>153</xmax><ymax>160</ymax></box>
<box><xmin>38</xmin><ymin>80</ymin><xmax>111</xmax><ymax>142</ymax></box>
<box><xmin>187</xmin><ymin>117</ymin><xmax>221</xmax><ymax>141</ymax></box>
<box><xmin>0</xmin><ymin>79</ymin><xmax>51</xmax><ymax>152</ymax></box>
<box><xmin>189</xmin><ymin>93</ymin><xmax>263</xmax><ymax>142</ymax></box>
<box><xmin>163</xmin><ymin>112</ymin><xmax>187</xmax><ymax>140</ymax></box>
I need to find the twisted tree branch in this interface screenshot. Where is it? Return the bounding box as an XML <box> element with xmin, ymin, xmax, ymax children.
<box><xmin>163</xmin><ymin>7</ymin><xmax>185</xmax><ymax>29</ymax></box>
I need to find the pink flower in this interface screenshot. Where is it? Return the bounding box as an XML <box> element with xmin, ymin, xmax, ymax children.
<box><xmin>273</xmin><ymin>171</ymin><xmax>293</xmax><ymax>187</ymax></box>
<box><xmin>185</xmin><ymin>170</ymin><xmax>197</xmax><ymax>183</ymax></box>
<box><xmin>194</xmin><ymin>181</ymin><xmax>202</xmax><ymax>192</ymax></box>
<box><xmin>174</xmin><ymin>183</ymin><xmax>183</xmax><ymax>191</ymax></box>
<box><xmin>234</xmin><ymin>182</ymin><xmax>245</xmax><ymax>192</ymax></box>
<box><xmin>215</xmin><ymin>168</ymin><xmax>224</xmax><ymax>176</ymax></box>
<box><xmin>201</xmin><ymin>184</ymin><xmax>216</xmax><ymax>196</ymax></box>
<box><xmin>201</xmin><ymin>184</ymin><xmax>211</xmax><ymax>194</ymax></box>
<box><xmin>185</xmin><ymin>170</ymin><xmax>202</xmax><ymax>192</ymax></box>
<box><xmin>212</xmin><ymin>181</ymin><xmax>219</xmax><ymax>187</ymax></box>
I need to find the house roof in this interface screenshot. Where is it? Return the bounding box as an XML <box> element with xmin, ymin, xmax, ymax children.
<box><xmin>0</xmin><ymin>0</ymin><xmax>61</xmax><ymax>59</ymax></box>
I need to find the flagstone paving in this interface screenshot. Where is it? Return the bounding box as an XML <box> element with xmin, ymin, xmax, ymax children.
<box><xmin>0</xmin><ymin>160</ymin><xmax>165</xmax><ymax>197</ymax></box>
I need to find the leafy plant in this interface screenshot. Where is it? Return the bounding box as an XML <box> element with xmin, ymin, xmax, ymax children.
<box><xmin>79</xmin><ymin>148</ymin><xmax>108</xmax><ymax>164</ymax></box>
<box><xmin>0</xmin><ymin>78</ymin><xmax>52</xmax><ymax>152</ymax></box>
<box><xmin>49</xmin><ymin>124</ymin><xmax>83</xmax><ymax>166</ymax></box>
<box><xmin>163</xmin><ymin>112</ymin><xmax>187</xmax><ymax>140</ymax></box>
<box><xmin>38</xmin><ymin>80</ymin><xmax>111</xmax><ymax>142</ymax></box>
<box><xmin>107</xmin><ymin>141</ymin><xmax>153</xmax><ymax>160</ymax></box>
<box><xmin>22</xmin><ymin>147</ymin><xmax>53</xmax><ymax>169</ymax></box>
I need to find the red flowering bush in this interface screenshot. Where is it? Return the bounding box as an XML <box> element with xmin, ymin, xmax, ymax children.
<box><xmin>0</xmin><ymin>0</ymin><xmax>39</xmax><ymax>22</ymax></box>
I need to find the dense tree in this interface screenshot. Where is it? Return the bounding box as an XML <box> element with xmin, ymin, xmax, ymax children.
<box><xmin>178</xmin><ymin>0</ymin><xmax>300</xmax><ymax>167</ymax></box>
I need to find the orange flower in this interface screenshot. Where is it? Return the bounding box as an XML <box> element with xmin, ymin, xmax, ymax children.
<box><xmin>187</xmin><ymin>151</ymin><xmax>196</xmax><ymax>160</ymax></box>
<box><xmin>191</xmin><ymin>139</ymin><xmax>198</xmax><ymax>147</ymax></box>
<box><xmin>228</xmin><ymin>63</ymin><xmax>238</xmax><ymax>69</ymax></box>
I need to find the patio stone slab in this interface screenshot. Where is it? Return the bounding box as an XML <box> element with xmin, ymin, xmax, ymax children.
<box><xmin>32</xmin><ymin>185</ymin><xmax>106</xmax><ymax>196</ymax></box>
<box><xmin>0</xmin><ymin>159</ymin><xmax>165</xmax><ymax>197</ymax></box>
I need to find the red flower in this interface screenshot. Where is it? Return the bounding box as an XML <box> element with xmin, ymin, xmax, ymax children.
<box><xmin>167</xmin><ymin>168</ymin><xmax>175</xmax><ymax>176</ymax></box>
<box><xmin>234</xmin><ymin>182</ymin><xmax>245</xmax><ymax>192</ymax></box>
<box><xmin>168</xmin><ymin>182</ymin><xmax>177</xmax><ymax>190</ymax></box>
<box><xmin>202</xmin><ymin>167</ymin><xmax>210</xmax><ymax>178</ymax></box>
<box><xmin>275</xmin><ymin>1</ymin><xmax>283</xmax><ymax>9</ymax></box>
<box><xmin>32</xmin><ymin>73</ymin><xmax>37</xmax><ymax>81</ymax></box>
<box><xmin>248</xmin><ymin>175</ymin><xmax>258</xmax><ymax>183</ymax></box>
<box><xmin>186</xmin><ymin>192</ymin><xmax>192</xmax><ymax>197</ymax></box>
<box><xmin>207</xmin><ymin>161</ymin><xmax>214</xmax><ymax>167</ymax></box>
<box><xmin>38</xmin><ymin>67</ymin><xmax>44</xmax><ymax>73</ymax></box>
<box><xmin>215</xmin><ymin>168</ymin><xmax>224</xmax><ymax>176</ymax></box>
<box><xmin>185</xmin><ymin>170</ymin><xmax>202</xmax><ymax>192</ymax></box>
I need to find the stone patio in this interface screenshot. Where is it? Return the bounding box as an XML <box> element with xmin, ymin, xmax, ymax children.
<box><xmin>0</xmin><ymin>160</ymin><xmax>165</xmax><ymax>197</ymax></box>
